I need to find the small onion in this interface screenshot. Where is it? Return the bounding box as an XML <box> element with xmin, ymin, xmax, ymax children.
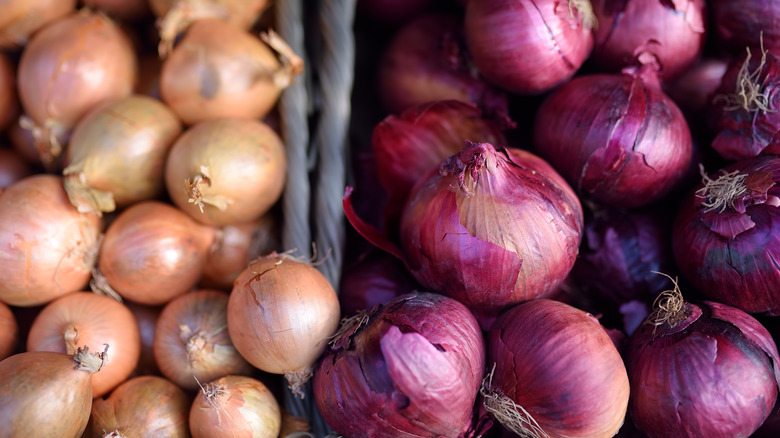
<box><xmin>0</xmin><ymin>174</ymin><xmax>102</xmax><ymax>307</ymax></box>
<box><xmin>484</xmin><ymin>299</ymin><xmax>630</xmax><ymax>438</ymax></box>
<box><xmin>0</xmin><ymin>301</ymin><xmax>18</xmax><ymax>361</ymax></box>
<box><xmin>190</xmin><ymin>375</ymin><xmax>282</xmax><ymax>438</ymax></box>
<box><xmin>0</xmin><ymin>52</ymin><xmax>18</xmax><ymax>132</ymax></box>
<box><xmin>154</xmin><ymin>289</ymin><xmax>253</xmax><ymax>390</ymax></box>
<box><xmin>711</xmin><ymin>0</ymin><xmax>780</xmax><ymax>51</ymax></box>
<box><xmin>0</xmin><ymin>147</ymin><xmax>33</xmax><ymax>189</ymax></box>
<box><xmin>314</xmin><ymin>292</ymin><xmax>486</xmax><ymax>438</ymax></box>
<box><xmin>464</xmin><ymin>0</ymin><xmax>594</xmax><ymax>94</ymax></box>
<box><xmin>339</xmin><ymin>249</ymin><xmax>418</xmax><ymax>316</ymax></box>
<box><xmin>227</xmin><ymin>253</ymin><xmax>341</xmax><ymax>395</ymax></box>
<box><xmin>90</xmin><ymin>375</ymin><xmax>190</xmax><ymax>438</ymax></box>
<box><xmin>125</xmin><ymin>301</ymin><xmax>162</xmax><ymax>376</ymax></box>
<box><xmin>627</xmin><ymin>280</ymin><xmax>780</xmax><ymax>437</ymax></box>
<box><xmin>0</xmin><ymin>0</ymin><xmax>76</xmax><ymax>48</ymax></box>
<box><xmin>97</xmin><ymin>201</ymin><xmax>216</xmax><ymax>305</ymax></box>
<box><xmin>26</xmin><ymin>292</ymin><xmax>140</xmax><ymax>398</ymax></box>
<box><xmin>83</xmin><ymin>0</ymin><xmax>151</xmax><ymax>21</ymax></box>
<box><xmin>533</xmin><ymin>67</ymin><xmax>693</xmax><ymax>208</ymax></box>
<box><xmin>164</xmin><ymin>119</ymin><xmax>286</xmax><ymax>226</ymax></box>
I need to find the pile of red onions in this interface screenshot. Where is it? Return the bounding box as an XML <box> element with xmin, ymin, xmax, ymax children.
<box><xmin>313</xmin><ymin>292</ymin><xmax>486</xmax><ymax>438</ymax></box>
<box><xmin>711</xmin><ymin>0</ymin><xmax>780</xmax><ymax>51</ymax></box>
<box><xmin>673</xmin><ymin>155</ymin><xmax>780</xmax><ymax>315</ymax></box>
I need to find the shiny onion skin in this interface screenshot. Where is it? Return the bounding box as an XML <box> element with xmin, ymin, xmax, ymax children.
<box><xmin>465</xmin><ymin>0</ymin><xmax>594</xmax><ymax>95</ymax></box>
<box><xmin>672</xmin><ymin>155</ymin><xmax>780</xmax><ymax>315</ymax></box>
<box><xmin>590</xmin><ymin>0</ymin><xmax>707</xmax><ymax>80</ymax></box>
<box><xmin>0</xmin><ymin>175</ymin><xmax>102</xmax><ymax>307</ymax></box>
<box><xmin>314</xmin><ymin>292</ymin><xmax>486</xmax><ymax>438</ymax></box>
<box><xmin>63</xmin><ymin>95</ymin><xmax>183</xmax><ymax>214</ymax></box>
<box><xmin>189</xmin><ymin>375</ymin><xmax>282</xmax><ymax>438</ymax></box>
<box><xmin>339</xmin><ymin>249</ymin><xmax>418</xmax><ymax>316</ymax></box>
<box><xmin>154</xmin><ymin>290</ymin><xmax>252</xmax><ymax>390</ymax></box>
<box><xmin>0</xmin><ymin>302</ymin><xmax>18</xmax><ymax>361</ymax></box>
<box><xmin>0</xmin><ymin>0</ymin><xmax>76</xmax><ymax>48</ymax></box>
<box><xmin>89</xmin><ymin>375</ymin><xmax>190</xmax><ymax>438</ymax></box>
<box><xmin>377</xmin><ymin>14</ymin><xmax>509</xmax><ymax>117</ymax></box>
<box><xmin>711</xmin><ymin>0</ymin><xmax>780</xmax><ymax>51</ymax></box>
<box><xmin>533</xmin><ymin>68</ymin><xmax>693</xmax><ymax>208</ymax></box>
<box><xmin>485</xmin><ymin>299</ymin><xmax>630</xmax><ymax>438</ymax></box>
<box><xmin>164</xmin><ymin>119</ymin><xmax>286</xmax><ymax>226</ymax></box>
<box><xmin>627</xmin><ymin>297</ymin><xmax>780</xmax><ymax>438</ymax></box>
<box><xmin>97</xmin><ymin>201</ymin><xmax>216</xmax><ymax>305</ymax></box>
<box><xmin>26</xmin><ymin>292</ymin><xmax>141</xmax><ymax>398</ymax></box>
<box><xmin>399</xmin><ymin>142</ymin><xmax>583</xmax><ymax>328</ymax></box>
<box><xmin>0</xmin><ymin>148</ymin><xmax>32</xmax><ymax>189</ymax></box>
<box><xmin>0</xmin><ymin>53</ymin><xmax>18</xmax><ymax>132</ymax></box>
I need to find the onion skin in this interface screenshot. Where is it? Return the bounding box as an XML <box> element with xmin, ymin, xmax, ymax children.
<box><xmin>90</xmin><ymin>375</ymin><xmax>190</xmax><ymax>438</ymax></box>
<box><xmin>486</xmin><ymin>299</ymin><xmax>630</xmax><ymax>438</ymax></box>
<box><xmin>339</xmin><ymin>250</ymin><xmax>418</xmax><ymax>316</ymax></box>
<box><xmin>533</xmin><ymin>68</ymin><xmax>693</xmax><ymax>208</ymax></box>
<box><xmin>464</xmin><ymin>0</ymin><xmax>593</xmax><ymax>95</ymax></box>
<box><xmin>672</xmin><ymin>155</ymin><xmax>780</xmax><ymax>315</ymax></box>
<box><xmin>314</xmin><ymin>292</ymin><xmax>486</xmax><ymax>438</ymax></box>
<box><xmin>98</xmin><ymin>201</ymin><xmax>216</xmax><ymax>305</ymax></box>
<box><xmin>0</xmin><ymin>175</ymin><xmax>102</xmax><ymax>307</ymax></box>
<box><xmin>0</xmin><ymin>53</ymin><xmax>18</xmax><ymax>132</ymax></box>
<box><xmin>711</xmin><ymin>0</ymin><xmax>780</xmax><ymax>51</ymax></box>
<box><xmin>0</xmin><ymin>0</ymin><xmax>76</xmax><ymax>48</ymax></box>
<box><xmin>189</xmin><ymin>375</ymin><xmax>282</xmax><ymax>438</ymax></box>
<box><xmin>0</xmin><ymin>148</ymin><xmax>33</xmax><ymax>189</ymax></box>
<box><xmin>627</xmin><ymin>300</ymin><xmax>780</xmax><ymax>438</ymax></box>
<box><xmin>0</xmin><ymin>302</ymin><xmax>18</xmax><ymax>361</ymax></box>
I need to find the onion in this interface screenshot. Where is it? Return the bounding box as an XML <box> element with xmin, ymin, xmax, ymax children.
<box><xmin>0</xmin><ymin>347</ymin><xmax>106</xmax><ymax>437</ymax></box>
<box><xmin>26</xmin><ymin>291</ymin><xmax>141</xmax><ymax>398</ymax></box>
<box><xmin>377</xmin><ymin>14</ymin><xmax>509</xmax><ymax>117</ymax></box>
<box><xmin>483</xmin><ymin>299</ymin><xmax>630</xmax><ymax>438</ymax></box>
<box><xmin>90</xmin><ymin>375</ymin><xmax>190</xmax><ymax>438</ymax></box>
<box><xmin>0</xmin><ymin>147</ymin><xmax>33</xmax><ymax>189</ymax></box>
<box><xmin>8</xmin><ymin>115</ymin><xmax>41</xmax><ymax>165</ymax></box>
<box><xmin>0</xmin><ymin>174</ymin><xmax>102</xmax><ymax>307</ymax></box>
<box><xmin>160</xmin><ymin>19</ymin><xmax>301</xmax><ymax>125</ymax></box>
<box><xmin>125</xmin><ymin>301</ymin><xmax>162</xmax><ymax>376</ymax></box>
<box><xmin>590</xmin><ymin>0</ymin><xmax>707</xmax><ymax>80</ymax></box>
<box><xmin>164</xmin><ymin>119</ymin><xmax>286</xmax><ymax>226</ymax></box>
<box><xmin>83</xmin><ymin>0</ymin><xmax>151</xmax><ymax>21</ymax></box>
<box><xmin>339</xmin><ymin>249</ymin><xmax>418</xmax><ymax>316</ymax></box>
<box><xmin>0</xmin><ymin>52</ymin><xmax>18</xmax><ymax>132</ymax></box>
<box><xmin>97</xmin><ymin>200</ymin><xmax>216</xmax><ymax>305</ymax></box>
<box><xmin>313</xmin><ymin>292</ymin><xmax>486</xmax><ymax>438</ymax></box>
<box><xmin>227</xmin><ymin>252</ymin><xmax>341</xmax><ymax>395</ymax></box>
<box><xmin>533</xmin><ymin>66</ymin><xmax>693</xmax><ymax>208</ymax></box>
<box><xmin>0</xmin><ymin>301</ymin><xmax>18</xmax><ymax>361</ymax></box>
<box><xmin>672</xmin><ymin>155</ymin><xmax>780</xmax><ymax>315</ymax></box>
<box><xmin>711</xmin><ymin>0</ymin><xmax>780</xmax><ymax>51</ymax></box>
<box><xmin>0</xmin><ymin>0</ymin><xmax>76</xmax><ymax>48</ymax></box>
<box><xmin>464</xmin><ymin>0</ymin><xmax>594</xmax><ymax>94</ymax></box>
<box><xmin>626</xmin><ymin>278</ymin><xmax>780</xmax><ymax>437</ymax></box>
<box><xmin>154</xmin><ymin>289</ymin><xmax>252</xmax><ymax>390</ymax></box>
<box><xmin>190</xmin><ymin>375</ymin><xmax>282</xmax><ymax>438</ymax></box>
<box><xmin>665</xmin><ymin>57</ymin><xmax>730</xmax><ymax>115</ymax></box>
<box><xmin>17</xmin><ymin>9</ymin><xmax>137</xmax><ymax>169</ymax></box>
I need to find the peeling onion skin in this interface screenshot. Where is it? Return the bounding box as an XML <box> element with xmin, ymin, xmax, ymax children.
<box><xmin>0</xmin><ymin>302</ymin><xmax>18</xmax><ymax>361</ymax></box>
<box><xmin>627</xmin><ymin>300</ymin><xmax>780</xmax><ymax>438</ymax></box>
<box><xmin>314</xmin><ymin>292</ymin><xmax>486</xmax><ymax>438</ymax></box>
<box><xmin>533</xmin><ymin>68</ymin><xmax>693</xmax><ymax>208</ymax></box>
<box><xmin>672</xmin><ymin>155</ymin><xmax>780</xmax><ymax>315</ymax></box>
<box><xmin>711</xmin><ymin>0</ymin><xmax>780</xmax><ymax>51</ymax></box>
<box><xmin>0</xmin><ymin>174</ymin><xmax>102</xmax><ymax>307</ymax></box>
<box><xmin>487</xmin><ymin>299</ymin><xmax>630</xmax><ymax>438</ymax></box>
<box><xmin>0</xmin><ymin>0</ymin><xmax>76</xmax><ymax>49</ymax></box>
<box><xmin>400</xmin><ymin>142</ymin><xmax>583</xmax><ymax>328</ymax></box>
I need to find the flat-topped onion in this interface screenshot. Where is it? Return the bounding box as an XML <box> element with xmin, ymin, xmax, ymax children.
<box><xmin>0</xmin><ymin>0</ymin><xmax>76</xmax><ymax>49</ymax></box>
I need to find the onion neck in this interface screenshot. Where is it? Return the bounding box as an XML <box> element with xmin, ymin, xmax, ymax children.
<box><xmin>440</xmin><ymin>141</ymin><xmax>503</xmax><ymax>197</ymax></box>
<box><xmin>568</xmin><ymin>0</ymin><xmax>597</xmax><ymax>30</ymax></box>
<box><xmin>63</xmin><ymin>325</ymin><xmax>80</xmax><ymax>355</ymax></box>
<box><xmin>180</xmin><ymin>324</ymin><xmax>208</xmax><ymax>365</ymax></box>
<box><xmin>714</xmin><ymin>36</ymin><xmax>773</xmax><ymax>113</ymax></box>
<box><xmin>285</xmin><ymin>368</ymin><xmax>313</xmax><ymax>399</ymax></box>
<box><xmin>185</xmin><ymin>165</ymin><xmax>233</xmax><ymax>212</ymax></box>
<box><xmin>73</xmin><ymin>345</ymin><xmax>108</xmax><ymax>374</ymax></box>
<box><xmin>103</xmin><ymin>430</ymin><xmax>128</xmax><ymax>438</ymax></box>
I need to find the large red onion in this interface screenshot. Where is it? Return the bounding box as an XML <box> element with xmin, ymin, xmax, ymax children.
<box><xmin>533</xmin><ymin>66</ymin><xmax>693</xmax><ymax>208</ymax></box>
<box><xmin>484</xmin><ymin>299</ymin><xmax>630</xmax><ymax>438</ymax></box>
<box><xmin>672</xmin><ymin>155</ymin><xmax>780</xmax><ymax>315</ymax></box>
<box><xmin>627</xmin><ymin>283</ymin><xmax>780</xmax><ymax>437</ymax></box>
<box><xmin>313</xmin><ymin>292</ymin><xmax>486</xmax><ymax>438</ymax></box>
<box><xmin>711</xmin><ymin>0</ymin><xmax>780</xmax><ymax>51</ymax></box>
<box><xmin>464</xmin><ymin>0</ymin><xmax>594</xmax><ymax>94</ymax></box>
<box><xmin>590</xmin><ymin>0</ymin><xmax>706</xmax><ymax>80</ymax></box>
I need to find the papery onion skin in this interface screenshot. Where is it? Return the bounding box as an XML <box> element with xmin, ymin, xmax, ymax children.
<box><xmin>399</xmin><ymin>142</ymin><xmax>583</xmax><ymax>328</ymax></box>
<box><xmin>464</xmin><ymin>0</ymin><xmax>593</xmax><ymax>95</ymax></box>
<box><xmin>590</xmin><ymin>0</ymin><xmax>707</xmax><ymax>80</ymax></box>
<box><xmin>0</xmin><ymin>302</ymin><xmax>18</xmax><ymax>361</ymax></box>
<box><xmin>533</xmin><ymin>68</ymin><xmax>693</xmax><ymax>208</ymax></box>
<box><xmin>314</xmin><ymin>292</ymin><xmax>486</xmax><ymax>438</ymax></box>
<box><xmin>672</xmin><ymin>155</ymin><xmax>780</xmax><ymax>315</ymax></box>
<box><xmin>90</xmin><ymin>375</ymin><xmax>190</xmax><ymax>438</ymax></box>
<box><xmin>0</xmin><ymin>175</ymin><xmax>102</xmax><ymax>307</ymax></box>
<box><xmin>0</xmin><ymin>148</ymin><xmax>33</xmax><ymax>189</ymax></box>
<box><xmin>339</xmin><ymin>249</ymin><xmax>418</xmax><ymax>316</ymax></box>
<box><xmin>98</xmin><ymin>200</ymin><xmax>216</xmax><ymax>305</ymax></box>
<box><xmin>26</xmin><ymin>292</ymin><xmax>141</xmax><ymax>398</ymax></box>
<box><xmin>711</xmin><ymin>0</ymin><xmax>780</xmax><ymax>51</ymax></box>
<box><xmin>0</xmin><ymin>0</ymin><xmax>76</xmax><ymax>48</ymax></box>
<box><xmin>0</xmin><ymin>53</ymin><xmax>18</xmax><ymax>132</ymax></box>
<box><xmin>487</xmin><ymin>299</ymin><xmax>630</xmax><ymax>438</ymax></box>
<box><xmin>189</xmin><ymin>375</ymin><xmax>282</xmax><ymax>438</ymax></box>
<box><xmin>627</xmin><ymin>300</ymin><xmax>780</xmax><ymax>438</ymax></box>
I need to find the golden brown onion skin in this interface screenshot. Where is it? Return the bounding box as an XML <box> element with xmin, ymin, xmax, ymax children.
<box><xmin>0</xmin><ymin>302</ymin><xmax>18</xmax><ymax>361</ymax></box>
<box><xmin>0</xmin><ymin>0</ymin><xmax>76</xmax><ymax>48</ymax></box>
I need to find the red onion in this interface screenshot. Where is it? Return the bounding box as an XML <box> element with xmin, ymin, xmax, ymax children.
<box><xmin>590</xmin><ymin>0</ymin><xmax>706</xmax><ymax>80</ymax></box>
<box><xmin>672</xmin><ymin>155</ymin><xmax>780</xmax><ymax>315</ymax></box>
<box><xmin>626</xmin><ymin>280</ymin><xmax>780</xmax><ymax>437</ymax></box>
<box><xmin>711</xmin><ymin>0</ymin><xmax>780</xmax><ymax>51</ymax></box>
<box><xmin>484</xmin><ymin>299</ymin><xmax>630</xmax><ymax>438</ymax></box>
<box><xmin>378</xmin><ymin>14</ymin><xmax>509</xmax><ymax>117</ymax></box>
<box><xmin>339</xmin><ymin>249</ymin><xmax>418</xmax><ymax>316</ymax></box>
<box><xmin>533</xmin><ymin>66</ymin><xmax>693</xmax><ymax>208</ymax></box>
<box><xmin>665</xmin><ymin>57</ymin><xmax>729</xmax><ymax>115</ymax></box>
<box><xmin>313</xmin><ymin>292</ymin><xmax>486</xmax><ymax>438</ymax></box>
<box><xmin>464</xmin><ymin>0</ymin><xmax>594</xmax><ymax>94</ymax></box>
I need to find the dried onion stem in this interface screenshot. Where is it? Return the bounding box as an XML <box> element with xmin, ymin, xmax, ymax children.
<box><xmin>695</xmin><ymin>164</ymin><xmax>748</xmax><ymax>213</ymax></box>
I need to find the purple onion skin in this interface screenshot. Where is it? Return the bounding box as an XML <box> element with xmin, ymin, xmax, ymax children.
<box><xmin>627</xmin><ymin>300</ymin><xmax>780</xmax><ymax>438</ymax></box>
<box><xmin>711</xmin><ymin>0</ymin><xmax>780</xmax><ymax>51</ymax></box>
<box><xmin>672</xmin><ymin>155</ymin><xmax>780</xmax><ymax>315</ymax></box>
<box><xmin>339</xmin><ymin>250</ymin><xmax>419</xmax><ymax>316</ymax></box>
<box><xmin>314</xmin><ymin>292</ymin><xmax>486</xmax><ymax>438</ymax></box>
<box><xmin>533</xmin><ymin>68</ymin><xmax>693</xmax><ymax>208</ymax></box>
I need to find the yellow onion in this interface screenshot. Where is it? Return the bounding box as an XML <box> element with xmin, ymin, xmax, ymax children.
<box><xmin>0</xmin><ymin>0</ymin><xmax>76</xmax><ymax>48</ymax></box>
